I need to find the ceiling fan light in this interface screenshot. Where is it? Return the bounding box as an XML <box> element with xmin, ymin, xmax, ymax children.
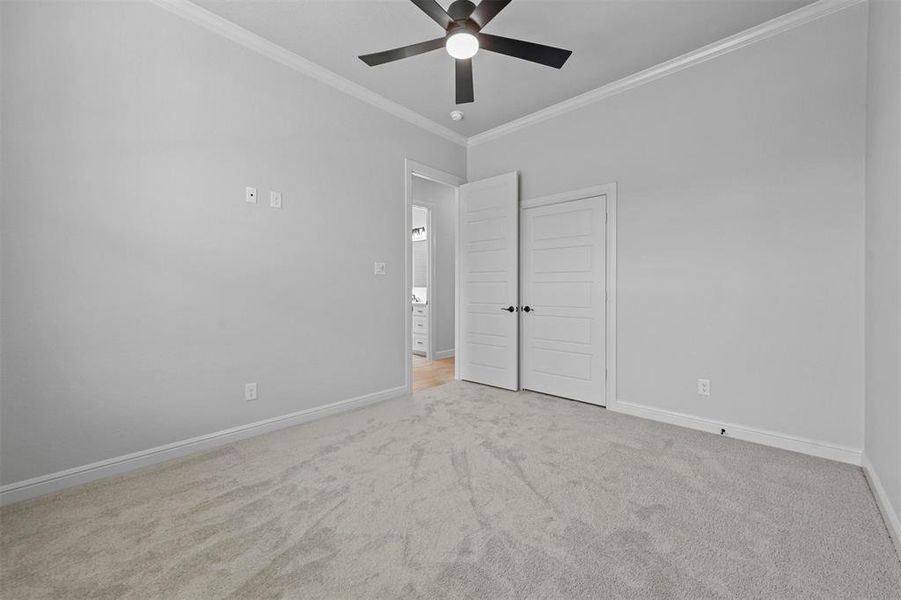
<box><xmin>446</xmin><ymin>32</ymin><xmax>478</xmax><ymax>59</ymax></box>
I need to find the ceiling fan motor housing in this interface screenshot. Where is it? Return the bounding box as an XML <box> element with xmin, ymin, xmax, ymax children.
<box><xmin>447</xmin><ymin>0</ymin><xmax>477</xmax><ymax>23</ymax></box>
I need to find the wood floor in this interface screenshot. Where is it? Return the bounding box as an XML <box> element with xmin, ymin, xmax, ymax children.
<box><xmin>412</xmin><ymin>355</ymin><xmax>455</xmax><ymax>392</ymax></box>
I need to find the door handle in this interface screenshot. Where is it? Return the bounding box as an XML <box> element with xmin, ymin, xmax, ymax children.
<box><xmin>501</xmin><ymin>306</ymin><xmax>516</xmax><ymax>312</ymax></box>
<box><xmin>522</xmin><ymin>306</ymin><xmax>533</xmax><ymax>313</ymax></box>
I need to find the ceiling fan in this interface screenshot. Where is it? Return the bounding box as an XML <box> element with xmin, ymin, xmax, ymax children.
<box><xmin>358</xmin><ymin>0</ymin><xmax>572</xmax><ymax>105</ymax></box>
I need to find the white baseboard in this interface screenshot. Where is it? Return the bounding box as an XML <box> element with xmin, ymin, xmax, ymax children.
<box><xmin>609</xmin><ymin>399</ymin><xmax>862</xmax><ymax>465</ymax></box>
<box><xmin>862</xmin><ymin>454</ymin><xmax>901</xmax><ymax>559</ymax></box>
<box><xmin>0</xmin><ymin>385</ymin><xmax>407</xmax><ymax>506</ymax></box>
<box><xmin>433</xmin><ymin>349</ymin><xmax>455</xmax><ymax>360</ymax></box>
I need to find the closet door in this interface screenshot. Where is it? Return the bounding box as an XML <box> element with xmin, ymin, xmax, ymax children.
<box><xmin>458</xmin><ymin>172</ymin><xmax>519</xmax><ymax>390</ymax></box>
<box><xmin>520</xmin><ymin>195</ymin><xmax>607</xmax><ymax>405</ymax></box>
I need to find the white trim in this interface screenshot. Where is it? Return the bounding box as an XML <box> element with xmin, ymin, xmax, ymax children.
<box><xmin>521</xmin><ymin>184</ymin><xmax>617</xmax><ymax>408</ymax></box>
<box><xmin>149</xmin><ymin>0</ymin><xmax>467</xmax><ymax>147</ymax></box>
<box><xmin>521</xmin><ymin>184</ymin><xmax>612</xmax><ymax>210</ymax></box>
<box><xmin>453</xmin><ymin>179</ymin><xmax>462</xmax><ymax>381</ymax></box>
<box><xmin>0</xmin><ymin>385</ymin><xmax>407</xmax><ymax>506</ymax></box>
<box><xmin>609</xmin><ymin>399</ymin><xmax>863</xmax><ymax>465</ymax></box>
<box><xmin>434</xmin><ymin>349</ymin><xmax>455</xmax><ymax>360</ymax></box>
<box><xmin>467</xmin><ymin>0</ymin><xmax>865</xmax><ymax>147</ymax></box>
<box><xmin>404</xmin><ymin>160</ymin><xmax>465</xmax><ymax>392</ymax></box>
<box><xmin>150</xmin><ymin>0</ymin><xmax>861</xmax><ymax>148</ymax></box>
<box><xmin>606</xmin><ymin>186</ymin><xmax>617</xmax><ymax>412</ymax></box>
<box><xmin>149</xmin><ymin>0</ymin><xmax>862</xmax><ymax>148</ymax></box>
<box><xmin>862</xmin><ymin>454</ymin><xmax>901</xmax><ymax>559</ymax></box>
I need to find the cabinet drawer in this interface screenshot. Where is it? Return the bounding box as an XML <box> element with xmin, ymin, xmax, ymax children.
<box><xmin>412</xmin><ymin>305</ymin><xmax>428</xmax><ymax>317</ymax></box>
<box><xmin>412</xmin><ymin>316</ymin><xmax>428</xmax><ymax>333</ymax></box>
<box><xmin>412</xmin><ymin>334</ymin><xmax>428</xmax><ymax>354</ymax></box>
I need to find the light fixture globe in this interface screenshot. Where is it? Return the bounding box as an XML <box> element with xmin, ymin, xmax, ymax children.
<box><xmin>446</xmin><ymin>31</ymin><xmax>478</xmax><ymax>59</ymax></box>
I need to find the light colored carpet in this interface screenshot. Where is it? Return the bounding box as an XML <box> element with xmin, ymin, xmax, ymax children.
<box><xmin>2</xmin><ymin>381</ymin><xmax>900</xmax><ymax>599</ymax></box>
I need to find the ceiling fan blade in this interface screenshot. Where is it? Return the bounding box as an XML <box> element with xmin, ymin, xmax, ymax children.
<box><xmin>359</xmin><ymin>38</ymin><xmax>445</xmax><ymax>66</ymax></box>
<box><xmin>455</xmin><ymin>58</ymin><xmax>474</xmax><ymax>104</ymax></box>
<box><xmin>469</xmin><ymin>0</ymin><xmax>512</xmax><ymax>30</ymax></box>
<box><xmin>479</xmin><ymin>33</ymin><xmax>572</xmax><ymax>68</ymax></box>
<box><xmin>411</xmin><ymin>0</ymin><xmax>454</xmax><ymax>29</ymax></box>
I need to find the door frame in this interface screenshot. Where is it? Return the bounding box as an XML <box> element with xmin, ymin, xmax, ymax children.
<box><xmin>520</xmin><ymin>183</ymin><xmax>617</xmax><ymax>406</ymax></box>
<box><xmin>404</xmin><ymin>159</ymin><xmax>466</xmax><ymax>393</ymax></box>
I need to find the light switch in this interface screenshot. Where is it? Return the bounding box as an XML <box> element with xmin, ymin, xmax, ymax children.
<box><xmin>374</xmin><ymin>262</ymin><xmax>387</xmax><ymax>276</ymax></box>
<box><xmin>245</xmin><ymin>187</ymin><xmax>257</xmax><ymax>204</ymax></box>
<box><xmin>270</xmin><ymin>191</ymin><xmax>282</xmax><ymax>209</ymax></box>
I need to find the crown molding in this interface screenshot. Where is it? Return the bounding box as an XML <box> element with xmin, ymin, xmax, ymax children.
<box><xmin>149</xmin><ymin>0</ymin><xmax>468</xmax><ymax>147</ymax></box>
<box><xmin>467</xmin><ymin>0</ymin><xmax>865</xmax><ymax>147</ymax></box>
<box><xmin>150</xmin><ymin>0</ymin><xmax>863</xmax><ymax>150</ymax></box>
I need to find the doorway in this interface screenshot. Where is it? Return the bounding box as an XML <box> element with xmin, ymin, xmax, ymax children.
<box><xmin>411</xmin><ymin>201</ymin><xmax>454</xmax><ymax>391</ymax></box>
<box><xmin>404</xmin><ymin>160</ymin><xmax>465</xmax><ymax>393</ymax></box>
<box><xmin>404</xmin><ymin>163</ymin><xmax>616</xmax><ymax>404</ymax></box>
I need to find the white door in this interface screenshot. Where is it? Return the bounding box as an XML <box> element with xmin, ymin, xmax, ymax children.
<box><xmin>520</xmin><ymin>196</ymin><xmax>606</xmax><ymax>405</ymax></box>
<box><xmin>458</xmin><ymin>172</ymin><xmax>519</xmax><ymax>390</ymax></box>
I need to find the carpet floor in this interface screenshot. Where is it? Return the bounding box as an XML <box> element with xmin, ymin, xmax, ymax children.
<box><xmin>2</xmin><ymin>381</ymin><xmax>900</xmax><ymax>599</ymax></box>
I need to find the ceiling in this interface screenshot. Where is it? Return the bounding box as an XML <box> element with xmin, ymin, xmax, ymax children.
<box><xmin>194</xmin><ymin>0</ymin><xmax>815</xmax><ymax>137</ymax></box>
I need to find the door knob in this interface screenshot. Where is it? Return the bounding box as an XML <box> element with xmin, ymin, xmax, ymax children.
<box><xmin>501</xmin><ymin>306</ymin><xmax>516</xmax><ymax>312</ymax></box>
<box><xmin>522</xmin><ymin>306</ymin><xmax>533</xmax><ymax>313</ymax></box>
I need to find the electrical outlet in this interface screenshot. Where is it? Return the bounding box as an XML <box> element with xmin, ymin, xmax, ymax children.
<box><xmin>270</xmin><ymin>191</ymin><xmax>282</xmax><ymax>209</ymax></box>
<box><xmin>374</xmin><ymin>262</ymin><xmax>386</xmax><ymax>276</ymax></box>
<box><xmin>245</xmin><ymin>187</ymin><xmax>257</xmax><ymax>204</ymax></box>
<box><xmin>244</xmin><ymin>382</ymin><xmax>258</xmax><ymax>401</ymax></box>
<box><xmin>697</xmin><ymin>378</ymin><xmax>711</xmax><ymax>396</ymax></box>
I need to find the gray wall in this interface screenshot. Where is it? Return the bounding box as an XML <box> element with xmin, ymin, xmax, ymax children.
<box><xmin>0</xmin><ymin>0</ymin><xmax>889</xmax><ymax>494</ymax></box>
<box><xmin>412</xmin><ymin>177</ymin><xmax>456</xmax><ymax>355</ymax></box>
<box><xmin>468</xmin><ymin>6</ymin><xmax>868</xmax><ymax>450</ymax></box>
<box><xmin>0</xmin><ymin>1</ymin><xmax>465</xmax><ymax>484</ymax></box>
<box><xmin>865</xmin><ymin>0</ymin><xmax>901</xmax><ymax>526</ymax></box>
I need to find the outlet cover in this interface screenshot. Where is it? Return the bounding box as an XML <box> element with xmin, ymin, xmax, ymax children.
<box><xmin>374</xmin><ymin>262</ymin><xmax>387</xmax><ymax>276</ymax></box>
<box><xmin>697</xmin><ymin>379</ymin><xmax>711</xmax><ymax>396</ymax></box>
<box><xmin>270</xmin><ymin>191</ymin><xmax>282</xmax><ymax>209</ymax></box>
<box><xmin>245</xmin><ymin>382</ymin><xmax>258</xmax><ymax>401</ymax></box>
